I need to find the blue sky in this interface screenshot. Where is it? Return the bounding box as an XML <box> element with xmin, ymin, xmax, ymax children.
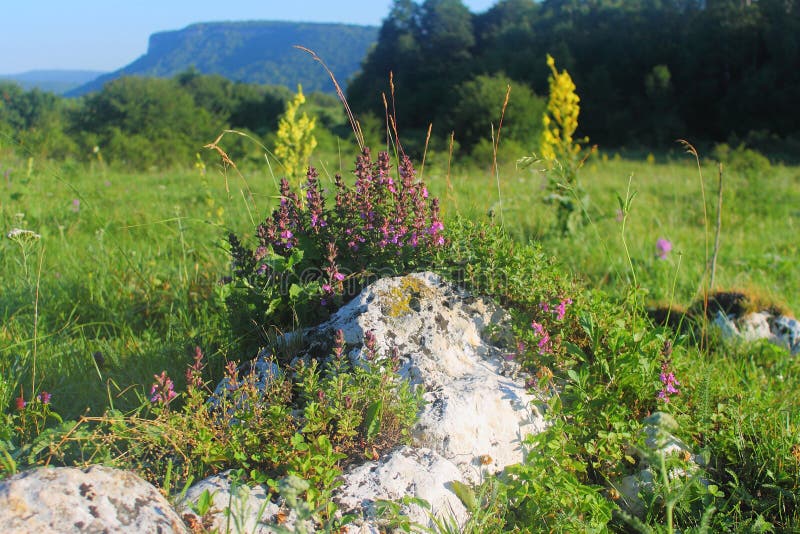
<box><xmin>1</xmin><ymin>0</ymin><xmax>498</xmax><ymax>74</ymax></box>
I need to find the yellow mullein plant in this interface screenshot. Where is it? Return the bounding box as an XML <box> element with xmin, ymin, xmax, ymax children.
<box><xmin>540</xmin><ymin>54</ymin><xmax>584</xmax><ymax>163</ymax></box>
<box><xmin>275</xmin><ymin>84</ymin><xmax>318</xmax><ymax>188</ymax></box>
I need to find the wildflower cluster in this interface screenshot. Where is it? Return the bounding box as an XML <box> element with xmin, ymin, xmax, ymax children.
<box><xmin>540</xmin><ymin>297</ymin><xmax>574</xmax><ymax>321</ymax></box>
<box><xmin>529</xmin><ymin>297</ymin><xmax>574</xmax><ymax>356</ymax></box>
<box><xmin>228</xmin><ymin>148</ymin><xmax>446</xmax><ymax>339</ymax></box>
<box><xmin>523</xmin><ymin>54</ymin><xmax>591</xmax><ymax>235</ymax></box>
<box><xmin>657</xmin><ymin>340</ymin><xmax>680</xmax><ymax>403</ymax></box>
<box><xmin>7</xmin><ymin>389</ymin><xmax>60</xmax><ymax>447</ymax></box>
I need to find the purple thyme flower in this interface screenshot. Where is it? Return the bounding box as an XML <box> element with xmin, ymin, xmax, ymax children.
<box><xmin>555</xmin><ymin>298</ymin><xmax>573</xmax><ymax>321</ymax></box>
<box><xmin>531</xmin><ymin>321</ymin><xmax>552</xmax><ymax>354</ymax></box>
<box><xmin>186</xmin><ymin>346</ymin><xmax>205</xmax><ymax>389</ymax></box>
<box><xmin>150</xmin><ymin>371</ymin><xmax>177</xmax><ymax>405</ymax></box>
<box><xmin>658</xmin><ymin>342</ymin><xmax>680</xmax><ymax>403</ymax></box>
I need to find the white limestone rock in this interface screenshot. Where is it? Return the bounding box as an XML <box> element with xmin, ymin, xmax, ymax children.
<box><xmin>771</xmin><ymin>315</ymin><xmax>800</xmax><ymax>354</ymax></box>
<box><xmin>0</xmin><ymin>464</ymin><xmax>188</xmax><ymax>533</ymax></box>
<box><xmin>714</xmin><ymin>310</ymin><xmax>800</xmax><ymax>355</ymax></box>
<box><xmin>613</xmin><ymin>412</ymin><xmax>704</xmax><ymax>518</ymax></box>
<box><xmin>307</xmin><ymin>272</ymin><xmax>546</xmax><ymax>483</ymax></box>
<box><xmin>336</xmin><ymin>447</ymin><xmax>469</xmax><ymax>530</ymax></box>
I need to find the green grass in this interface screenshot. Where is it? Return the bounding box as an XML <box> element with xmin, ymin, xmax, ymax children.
<box><xmin>2</xmin><ymin>145</ymin><xmax>799</xmax><ymax>531</ymax></box>
<box><xmin>428</xmin><ymin>153</ymin><xmax>800</xmax><ymax>313</ymax></box>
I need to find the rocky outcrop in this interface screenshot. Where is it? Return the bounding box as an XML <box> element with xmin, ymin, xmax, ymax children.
<box><xmin>0</xmin><ymin>273</ymin><xmax>544</xmax><ymax>533</ymax></box>
<box><xmin>0</xmin><ymin>464</ymin><xmax>188</xmax><ymax>533</ymax></box>
<box><xmin>182</xmin><ymin>272</ymin><xmax>546</xmax><ymax>531</ymax></box>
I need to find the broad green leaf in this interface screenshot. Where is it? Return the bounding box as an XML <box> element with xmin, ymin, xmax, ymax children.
<box><xmin>365</xmin><ymin>400</ymin><xmax>383</xmax><ymax>442</ymax></box>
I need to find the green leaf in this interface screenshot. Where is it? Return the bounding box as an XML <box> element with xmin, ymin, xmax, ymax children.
<box><xmin>565</xmin><ymin>341</ymin><xmax>588</xmax><ymax>361</ymax></box>
<box><xmin>450</xmin><ymin>480</ymin><xmax>478</xmax><ymax>512</ymax></box>
<box><xmin>365</xmin><ymin>400</ymin><xmax>383</xmax><ymax>442</ymax></box>
<box><xmin>285</xmin><ymin>248</ymin><xmax>304</xmax><ymax>270</ymax></box>
<box><xmin>567</xmin><ymin>369</ymin><xmax>581</xmax><ymax>384</ymax></box>
<box><xmin>289</xmin><ymin>283</ymin><xmax>303</xmax><ymax>301</ymax></box>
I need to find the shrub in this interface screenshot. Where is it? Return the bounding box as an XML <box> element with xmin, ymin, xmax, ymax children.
<box><xmin>447</xmin><ymin>73</ymin><xmax>545</xmax><ymax>154</ymax></box>
<box><xmin>711</xmin><ymin>142</ymin><xmax>771</xmax><ymax>179</ymax></box>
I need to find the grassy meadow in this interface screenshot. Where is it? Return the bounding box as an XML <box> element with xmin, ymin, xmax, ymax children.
<box><xmin>2</xmin><ymin>141</ymin><xmax>800</xmax><ymax>531</ymax></box>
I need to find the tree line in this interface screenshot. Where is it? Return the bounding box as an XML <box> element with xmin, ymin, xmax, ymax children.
<box><xmin>0</xmin><ymin>71</ymin><xmax>347</xmax><ymax>169</ymax></box>
<box><xmin>348</xmin><ymin>0</ymin><xmax>800</xmax><ymax>156</ymax></box>
<box><xmin>2</xmin><ymin>0</ymin><xmax>798</xmax><ymax>168</ymax></box>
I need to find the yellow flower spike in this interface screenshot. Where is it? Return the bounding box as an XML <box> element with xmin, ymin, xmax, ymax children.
<box><xmin>275</xmin><ymin>84</ymin><xmax>318</xmax><ymax>188</ymax></box>
<box><xmin>540</xmin><ymin>55</ymin><xmax>584</xmax><ymax>165</ymax></box>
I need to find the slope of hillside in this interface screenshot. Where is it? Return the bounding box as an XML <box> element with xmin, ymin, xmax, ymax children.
<box><xmin>69</xmin><ymin>21</ymin><xmax>377</xmax><ymax>96</ymax></box>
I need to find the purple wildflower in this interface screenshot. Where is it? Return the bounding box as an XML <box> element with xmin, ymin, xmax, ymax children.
<box><xmin>658</xmin><ymin>340</ymin><xmax>680</xmax><ymax>403</ymax></box>
<box><xmin>333</xmin><ymin>329</ymin><xmax>346</xmax><ymax>359</ymax></box>
<box><xmin>150</xmin><ymin>371</ymin><xmax>177</xmax><ymax>405</ymax></box>
<box><xmin>555</xmin><ymin>298</ymin><xmax>573</xmax><ymax>321</ymax></box>
<box><xmin>71</xmin><ymin>199</ymin><xmax>80</xmax><ymax>212</ymax></box>
<box><xmin>37</xmin><ymin>391</ymin><xmax>51</xmax><ymax>404</ymax></box>
<box><xmin>363</xmin><ymin>330</ymin><xmax>377</xmax><ymax>360</ymax></box>
<box><xmin>656</xmin><ymin>238</ymin><xmax>672</xmax><ymax>260</ymax></box>
<box><xmin>531</xmin><ymin>321</ymin><xmax>552</xmax><ymax>354</ymax></box>
<box><xmin>186</xmin><ymin>346</ymin><xmax>205</xmax><ymax>389</ymax></box>
<box><xmin>15</xmin><ymin>395</ymin><xmax>26</xmax><ymax>411</ymax></box>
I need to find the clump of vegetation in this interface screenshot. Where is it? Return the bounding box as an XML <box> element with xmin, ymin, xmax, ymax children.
<box><xmin>3</xmin><ymin>339</ymin><xmax>420</xmax><ymax>529</ymax></box>
<box><xmin>711</xmin><ymin>142</ymin><xmax>772</xmax><ymax>180</ymax></box>
<box><xmin>226</xmin><ymin>148</ymin><xmax>445</xmax><ymax>353</ymax></box>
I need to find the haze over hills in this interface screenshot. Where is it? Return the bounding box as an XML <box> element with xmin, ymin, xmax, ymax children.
<box><xmin>0</xmin><ymin>70</ymin><xmax>106</xmax><ymax>94</ymax></box>
<box><xmin>68</xmin><ymin>21</ymin><xmax>378</xmax><ymax>96</ymax></box>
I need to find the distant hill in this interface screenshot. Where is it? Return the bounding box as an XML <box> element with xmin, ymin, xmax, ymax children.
<box><xmin>68</xmin><ymin>21</ymin><xmax>378</xmax><ymax>96</ymax></box>
<box><xmin>0</xmin><ymin>70</ymin><xmax>105</xmax><ymax>94</ymax></box>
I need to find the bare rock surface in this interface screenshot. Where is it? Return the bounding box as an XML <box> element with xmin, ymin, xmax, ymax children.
<box><xmin>309</xmin><ymin>272</ymin><xmax>546</xmax><ymax>482</ymax></box>
<box><xmin>714</xmin><ymin>310</ymin><xmax>800</xmax><ymax>355</ymax></box>
<box><xmin>335</xmin><ymin>446</ymin><xmax>469</xmax><ymax>529</ymax></box>
<box><xmin>0</xmin><ymin>464</ymin><xmax>187</xmax><ymax>533</ymax></box>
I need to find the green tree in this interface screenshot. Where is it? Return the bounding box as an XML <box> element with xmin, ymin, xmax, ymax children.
<box><xmin>447</xmin><ymin>73</ymin><xmax>545</xmax><ymax>153</ymax></box>
<box><xmin>348</xmin><ymin>0</ymin><xmax>422</xmax><ymax>121</ymax></box>
<box><xmin>73</xmin><ymin>76</ymin><xmax>217</xmax><ymax>169</ymax></box>
<box><xmin>0</xmin><ymin>82</ymin><xmax>76</xmax><ymax>158</ymax></box>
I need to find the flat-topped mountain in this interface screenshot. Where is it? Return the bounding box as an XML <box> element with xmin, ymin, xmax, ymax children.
<box><xmin>68</xmin><ymin>21</ymin><xmax>378</xmax><ymax>96</ymax></box>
